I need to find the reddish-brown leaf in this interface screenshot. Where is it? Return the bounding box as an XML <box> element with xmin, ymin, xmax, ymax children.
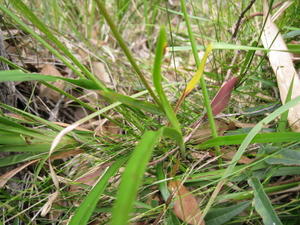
<box><xmin>211</xmin><ymin>77</ymin><xmax>239</xmax><ymax>116</ymax></box>
<box><xmin>168</xmin><ymin>181</ymin><xmax>205</xmax><ymax>225</ymax></box>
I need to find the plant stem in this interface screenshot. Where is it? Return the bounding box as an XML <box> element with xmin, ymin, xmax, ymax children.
<box><xmin>179</xmin><ymin>0</ymin><xmax>221</xmax><ymax>163</ymax></box>
<box><xmin>94</xmin><ymin>0</ymin><xmax>162</xmax><ymax>108</ymax></box>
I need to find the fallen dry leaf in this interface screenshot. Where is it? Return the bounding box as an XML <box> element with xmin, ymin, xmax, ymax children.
<box><xmin>0</xmin><ymin>159</ymin><xmax>38</xmax><ymax>188</ymax></box>
<box><xmin>190</xmin><ymin>119</ymin><xmax>235</xmax><ymax>144</ymax></box>
<box><xmin>168</xmin><ymin>180</ymin><xmax>205</xmax><ymax>225</ymax></box>
<box><xmin>0</xmin><ymin>149</ymin><xmax>83</xmax><ymax>188</ymax></box>
<box><xmin>69</xmin><ymin>162</ymin><xmax>112</xmax><ymax>193</ymax></box>
<box><xmin>222</xmin><ymin>150</ymin><xmax>253</xmax><ymax>164</ymax></box>
<box><xmin>95</xmin><ymin>118</ymin><xmax>122</xmax><ymax>138</ymax></box>
<box><xmin>50</xmin><ymin>149</ymin><xmax>84</xmax><ymax>161</ymax></box>
<box><xmin>261</xmin><ymin>0</ymin><xmax>300</xmax><ymax>132</ymax></box>
<box><xmin>91</xmin><ymin>61</ymin><xmax>113</xmax><ymax>87</ymax></box>
<box><xmin>39</xmin><ymin>64</ymin><xmax>65</xmax><ymax>101</ymax></box>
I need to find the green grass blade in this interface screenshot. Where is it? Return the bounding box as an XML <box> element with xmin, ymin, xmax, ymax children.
<box><xmin>100</xmin><ymin>91</ymin><xmax>164</xmax><ymax>115</ymax></box>
<box><xmin>0</xmin><ymin>57</ymin><xmax>25</xmax><ymax>71</ymax></box>
<box><xmin>0</xmin><ymin>144</ymin><xmax>51</xmax><ymax>153</ymax></box>
<box><xmin>152</xmin><ymin>27</ymin><xmax>181</xmax><ymax>132</ymax></box>
<box><xmin>170</xmin><ymin>42</ymin><xmax>300</xmax><ymax>53</ymax></box>
<box><xmin>198</xmin><ymin>132</ymin><xmax>300</xmax><ymax>149</ymax></box>
<box><xmin>218</xmin><ymin>180</ymin><xmax>300</xmax><ymax>202</ymax></box>
<box><xmin>68</xmin><ymin>157</ymin><xmax>127</xmax><ymax>225</ymax></box>
<box><xmin>277</xmin><ymin>76</ymin><xmax>294</xmax><ymax>132</ymax></box>
<box><xmin>0</xmin><ymin>103</ymin><xmax>63</xmax><ymax>131</ymax></box>
<box><xmin>205</xmin><ymin>201</ymin><xmax>251</xmax><ymax>225</ymax></box>
<box><xmin>0</xmin><ymin>135</ymin><xmax>25</xmax><ymax>145</ymax></box>
<box><xmin>0</xmin><ymin>6</ymin><xmax>81</xmax><ymax>81</ymax></box>
<box><xmin>162</xmin><ymin>127</ymin><xmax>184</xmax><ymax>150</ymax></box>
<box><xmin>224</xmin><ymin>95</ymin><xmax>300</xmax><ymax>176</ymax></box>
<box><xmin>157</xmin><ymin>6</ymin><xmax>210</xmax><ymax>22</ymax></box>
<box><xmin>248</xmin><ymin>177</ymin><xmax>283</xmax><ymax>225</ymax></box>
<box><xmin>110</xmin><ymin>130</ymin><xmax>162</xmax><ymax>225</ymax></box>
<box><xmin>0</xmin><ymin>116</ymin><xmax>53</xmax><ymax>141</ymax></box>
<box><xmin>0</xmin><ymin>70</ymin><xmax>99</xmax><ymax>90</ymax></box>
<box><xmin>0</xmin><ymin>152</ymin><xmax>45</xmax><ymax>167</ymax></box>
<box><xmin>0</xmin><ymin>70</ymin><xmax>164</xmax><ymax>115</ymax></box>
<box><xmin>265</xmin><ymin>148</ymin><xmax>300</xmax><ymax>166</ymax></box>
<box><xmin>156</xmin><ymin>163</ymin><xmax>170</xmax><ymax>202</ymax></box>
<box><xmin>239</xmin><ymin>41</ymin><xmax>258</xmax><ymax>77</ymax></box>
<box><xmin>0</xmin><ymin>63</ymin><xmax>96</xmax><ymax>110</ymax></box>
<box><xmin>116</xmin><ymin>0</ymin><xmax>131</xmax><ymax>21</ymax></box>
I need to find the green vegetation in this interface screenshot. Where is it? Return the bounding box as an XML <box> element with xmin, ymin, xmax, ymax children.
<box><xmin>0</xmin><ymin>0</ymin><xmax>300</xmax><ymax>224</ymax></box>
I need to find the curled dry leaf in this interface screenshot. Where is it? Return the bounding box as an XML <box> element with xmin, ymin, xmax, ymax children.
<box><xmin>39</xmin><ymin>64</ymin><xmax>65</xmax><ymax>101</ymax></box>
<box><xmin>40</xmin><ymin>191</ymin><xmax>60</xmax><ymax>217</ymax></box>
<box><xmin>261</xmin><ymin>0</ymin><xmax>300</xmax><ymax>132</ymax></box>
<box><xmin>168</xmin><ymin>180</ymin><xmax>205</xmax><ymax>225</ymax></box>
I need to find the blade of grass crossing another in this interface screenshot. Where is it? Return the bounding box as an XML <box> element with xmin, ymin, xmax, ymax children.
<box><xmin>249</xmin><ymin>177</ymin><xmax>283</xmax><ymax>225</ymax></box>
<box><xmin>110</xmin><ymin>130</ymin><xmax>162</xmax><ymax>225</ymax></box>
<box><xmin>0</xmin><ymin>70</ymin><xmax>99</xmax><ymax>90</ymax></box>
<box><xmin>277</xmin><ymin>76</ymin><xmax>294</xmax><ymax>132</ymax></box>
<box><xmin>0</xmin><ymin>70</ymin><xmax>163</xmax><ymax>115</ymax></box>
<box><xmin>162</xmin><ymin>127</ymin><xmax>184</xmax><ymax>149</ymax></box>
<box><xmin>68</xmin><ymin>157</ymin><xmax>127</xmax><ymax>225</ymax></box>
<box><xmin>198</xmin><ymin>132</ymin><xmax>300</xmax><ymax>149</ymax></box>
<box><xmin>94</xmin><ymin>0</ymin><xmax>161</xmax><ymax>106</ymax></box>
<box><xmin>201</xmin><ymin>95</ymin><xmax>300</xmax><ymax>220</ymax></box>
<box><xmin>111</xmin><ymin>126</ymin><xmax>182</xmax><ymax>225</ymax></box>
<box><xmin>99</xmin><ymin>91</ymin><xmax>164</xmax><ymax>115</ymax></box>
<box><xmin>179</xmin><ymin>0</ymin><xmax>220</xmax><ymax>164</ymax></box>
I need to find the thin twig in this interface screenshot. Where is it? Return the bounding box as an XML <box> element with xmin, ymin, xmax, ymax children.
<box><xmin>231</xmin><ymin>0</ymin><xmax>256</xmax><ymax>39</ymax></box>
<box><xmin>232</xmin><ymin>1</ymin><xmax>286</xmax><ymax>36</ymax></box>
